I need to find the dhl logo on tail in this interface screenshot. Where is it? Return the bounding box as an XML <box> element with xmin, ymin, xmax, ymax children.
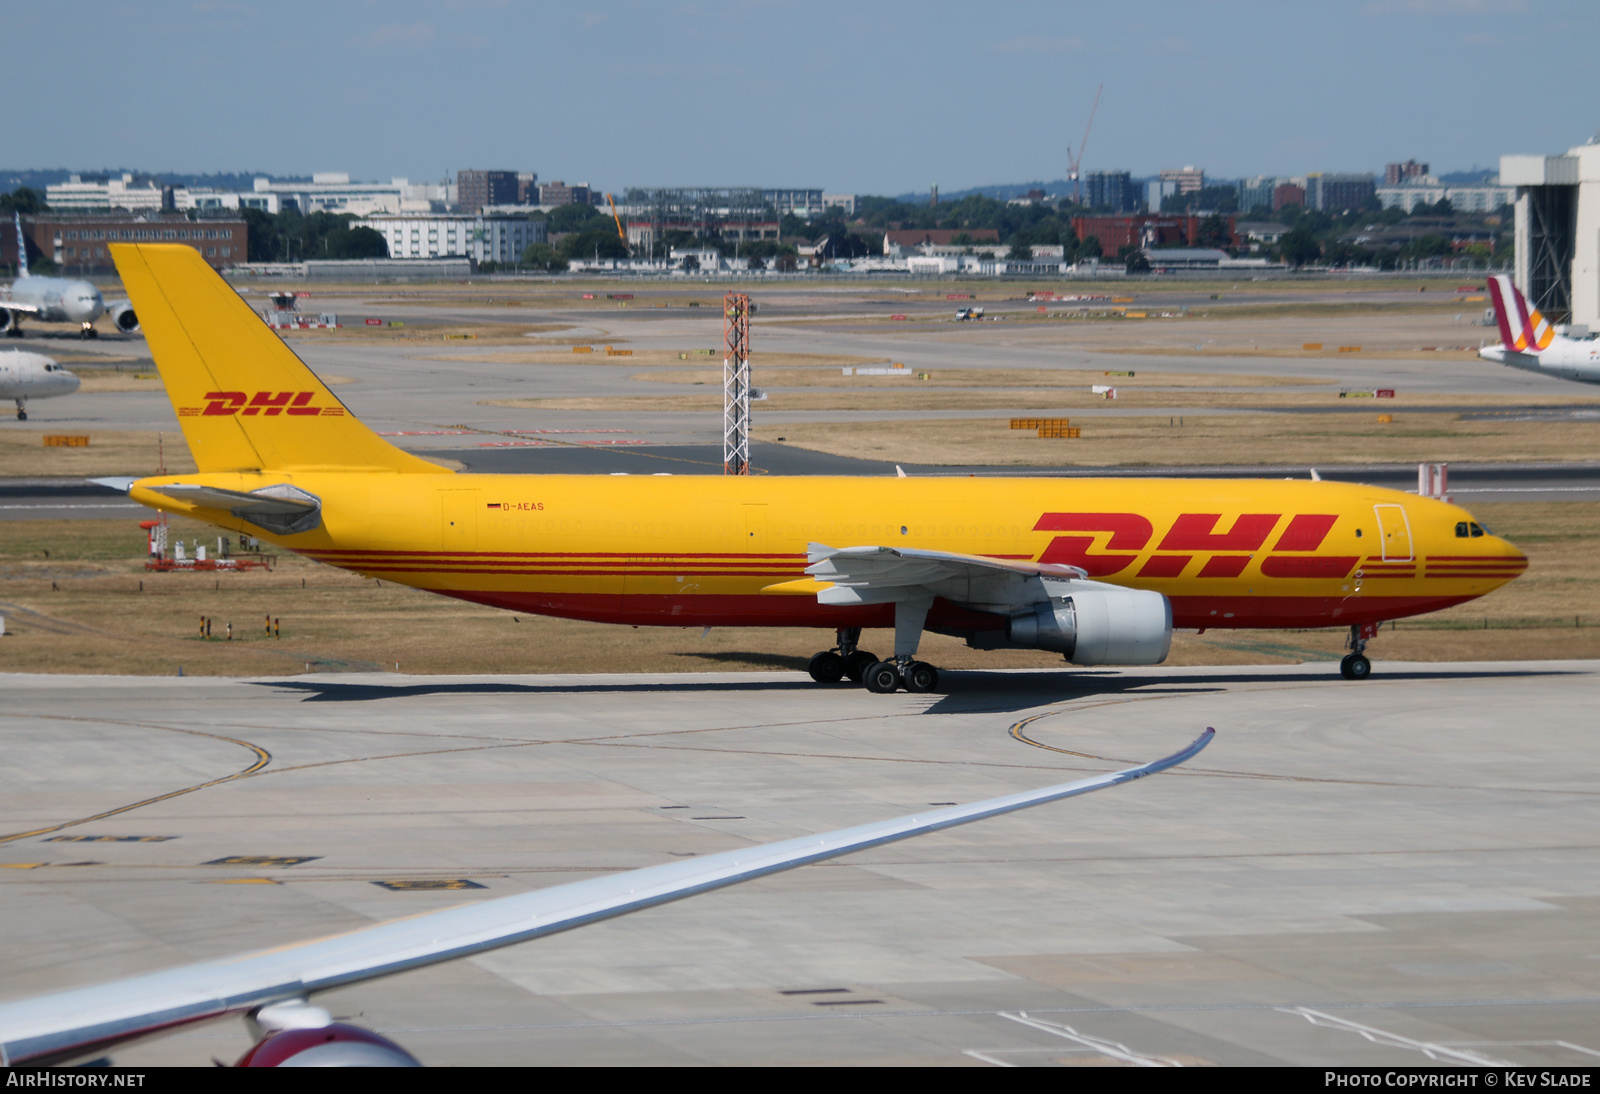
<box><xmin>179</xmin><ymin>391</ymin><xmax>345</xmax><ymax>418</ymax></box>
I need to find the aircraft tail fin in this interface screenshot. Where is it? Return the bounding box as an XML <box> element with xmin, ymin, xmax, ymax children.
<box><xmin>1488</xmin><ymin>274</ymin><xmax>1557</xmax><ymax>354</ymax></box>
<box><xmin>14</xmin><ymin>212</ymin><xmax>27</xmax><ymax>278</ymax></box>
<box><xmin>110</xmin><ymin>243</ymin><xmax>449</xmax><ymax>476</ymax></box>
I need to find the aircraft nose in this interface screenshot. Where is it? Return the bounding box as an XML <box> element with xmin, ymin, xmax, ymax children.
<box><xmin>60</xmin><ymin>370</ymin><xmax>80</xmax><ymax>393</ymax></box>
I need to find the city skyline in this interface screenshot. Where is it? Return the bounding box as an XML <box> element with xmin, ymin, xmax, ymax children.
<box><xmin>10</xmin><ymin>1</ymin><xmax>1597</xmax><ymax>194</ymax></box>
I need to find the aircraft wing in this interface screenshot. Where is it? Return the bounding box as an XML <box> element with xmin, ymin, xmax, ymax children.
<box><xmin>0</xmin><ymin>729</ymin><xmax>1212</xmax><ymax>1066</ymax></box>
<box><xmin>0</xmin><ymin>299</ymin><xmax>40</xmax><ymax>314</ymax></box>
<box><xmin>798</xmin><ymin>542</ymin><xmax>1087</xmax><ymax>609</ymax></box>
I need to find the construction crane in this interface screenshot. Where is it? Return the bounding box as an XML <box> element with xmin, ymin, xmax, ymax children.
<box><xmin>1066</xmin><ymin>84</ymin><xmax>1103</xmax><ymax>205</ymax></box>
<box><xmin>606</xmin><ymin>193</ymin><xmax>628</xmax><ymax>251</ymax></box>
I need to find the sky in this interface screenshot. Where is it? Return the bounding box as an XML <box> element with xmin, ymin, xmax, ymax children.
<box><xmin>10</xmin><ymin>0</ymin><xmax>1598</xmax><ymax>195</ymax></box>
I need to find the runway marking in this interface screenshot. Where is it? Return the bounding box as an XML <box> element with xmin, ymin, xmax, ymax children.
<box><xmin>998</xmin><ymin>1011</ymin><xmax>1182</xmax><ymax>1067</ymax></box>
<box><xmin>382</xmin><ymin>992</ymin><xmax>1600</xmax><ymax>1034</ymax></box>
<box><xmin>1277</xmin><ymin>1007</ymin><xmax>1510</xmax><ymax>1065</ymax></box>
<box><xmin>0</xmin><ymin>722</ymin><xmax>270</xmax><ymax>845</ymax></box>
<box><xmin>1008</xmin><ymin>704</ymin><xmax>1600</xmax><ymax>797</ymax></box>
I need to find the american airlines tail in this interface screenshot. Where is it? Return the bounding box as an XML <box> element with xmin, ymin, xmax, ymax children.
<box><xmin>111</xmin><ymin>243</ymin><xmax>447</xmax><ymax>475</ymax></box>
<box><xmin>1481</xmin><ymin>274</ymin><xmax>1600</xmax><ymax>382</ymax></box>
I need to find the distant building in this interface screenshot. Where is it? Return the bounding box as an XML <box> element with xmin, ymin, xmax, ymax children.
<box><xmin>539</xmin><ymin>180</ymin><xmax>593</xmax><ymax>207</ymax></box>
<box><xmin>45</xmin><ymin>174</ymin><xmax>167</xmax><ymax>213</ymax></box>
<box><xmin>1146</xmin><ymin>179</ymin><xmax>1178</xmax><ymax>211</ymax></box>
<box><xmin>1305</xmin><ymin>172</ymin><xmax>1375</xmax><ymax>212</ymax></box>
<box><xmin>354</xmin><ymin>214</ymin><xmax>546</xmax><ymax>264</ymax></box>
<box><xmin>1385</xmin><ymin>160</ymin><xmax>1430</xmax><ymax>186</ymax></box>
<box><xmin>1237</xmin><ymin>176</ymin><xmax>1279</xmax><ymax>213</ymax></box>
<box><xmin>821</xmin><ymin>193</ymin><xmax>857</xmax><ymax>216</ymax></box>
<box><xmin>517</xmin><ymin>172</ymin><xmax>539</xmax><ymax>205</ymax></box>
<box><xmin>9</xmin><ymin>214</ymin><xmax>245</xmax><ymax>273</ymax></box>
<box><xmin>881</xmin><ymin>228</ymin><xmax>1001</xmax><ymax>256</ymax></box>
<box><xmin>1143</xmin><ymin>247</ymin><xmax>1228</xmax><ymax>270</ymax></box>
<box><xmin>1375</xmin><ymin>181</ymin><xmax>1514</xmax><ymax>214</ymax></box>
<box><xmin>1084</xmin><ymin>171</ymin><xmax>1138</xmax><ymax>212</ymax></box>
<box><xmin>763</xmin><ymin>189</ymin><xmax>825</xmax><ymax>217</ymax></box>
<box><xmin>1070</xmin><ymin>214</ymin><xmax>1238</xmax><ymax>258</ymax></box>
<box><xmin>1273</xmin><ymin>182</ymin><xmax>1306</xmax><ymax>210</ymax></box>
<box><xmin>457</xmin><ymin>170</ymin><xmax>521</xmax><ymax>214</ymax></box>
<box><xmin>1159</xmin><ymin>166</ymin><xmax>1205</xmax><ymax>194</ymax></box>
<box><xmin>249</xmin><ymin>174</ymin><xmax>441</xmax><ymax>216</ymax></box>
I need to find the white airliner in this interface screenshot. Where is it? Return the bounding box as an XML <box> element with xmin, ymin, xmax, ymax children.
<box><xmin>0</xmin><ymin>349</ymin><xmax>79</xmax><ymax>419</ymax></box>
<box><xmin>0</xmin><ymin>730</ymin><xmax>1211</xmax><ymax>1067</ymax></box>
<box><xmin>3</xmin><ymin>213</ymin><xmax>138</xmax><ymax>338</ymax></box>
<box><xmin>1480</xmin><ymin>274</ymin><xmax>1600</xmax><ymax>384</ymax></box>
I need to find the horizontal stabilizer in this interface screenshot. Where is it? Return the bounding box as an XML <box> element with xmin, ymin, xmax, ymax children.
<box><xmin>86</xmin><ymin>476</ymin><xmax>135</xmax><ymax>493</ymax></box>
<box><xmin>150</xmin><ymin>482</ymin><xmax>321</xmax><ymax>535</ymax></box>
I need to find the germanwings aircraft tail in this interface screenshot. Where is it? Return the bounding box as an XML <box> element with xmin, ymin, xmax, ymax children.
<box><xmin>13</xmin><ymin>212</ymin><xmax>27</xmax><ymax>277</ymax></box>
<box><xmin>111</xmin><ymin>243</ymin><xmax>447</xmax><ymax>475</ymax></box>
<box><xmin>1486</xmin><ymin>274</ymin><xmax>1555</xmax><ymax>353</ymax></box>
<box><xmin>1481</xmin><ymin>274</ymin><xmax>1600</xmax><ymax>382</ymax></box>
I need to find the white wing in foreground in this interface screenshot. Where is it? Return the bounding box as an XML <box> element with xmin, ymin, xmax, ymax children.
<box><xmin>0</xmin><ymin>729</ymin><xmax>1213</xmax><ymax>1066</ymax></box>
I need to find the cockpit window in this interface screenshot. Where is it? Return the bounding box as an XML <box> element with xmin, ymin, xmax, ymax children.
<box><xmin>1455</xmin><ymin>522</ymin><xmax>1469</xmax><ymax>537</ymax></box>
<box><xmin>1456</xmin><ymin>520</ymin><xmax>1491</xmax><ymax>538</ymax></box>
<box><xmin>1470</xmin><ymin>522</ymin><xmax>1487</xmax><ymax>537</ymax></box>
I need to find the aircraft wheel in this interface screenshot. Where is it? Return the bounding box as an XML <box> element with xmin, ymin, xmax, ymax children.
<box><xmin>862</xmin><ymin>660</ymin><xmax>900</xmax><ymax>694</ymax></box>
<box><xmin>5</xmin><ymin>328</ymin><xmax>21</xmax><ymax>338</ymax></box>
<box><xmin>1340</xmin><ymin>653</ymin><xmax>1371</xmax><ymax>681</ymax></box>
<box><xmin>842</xmin><ymin>650</ymin><xmax>878</xmax><ymax>683</ymax></box>
<box><xmin>16</xmin><ymin>410</ymin><xmax>26</xmax><ymax>421</ymax></box>
<box><xmin>903</xmin><ymin>661</ymin><xmax>939</xmax><ymax>693</ymax></box>
<box><xmin>807</xmin><ymin>651</ymin><xmax>845</xmax><ymax>684</ymax></box>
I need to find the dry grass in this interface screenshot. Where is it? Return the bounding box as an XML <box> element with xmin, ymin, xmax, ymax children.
<box><xmin>0</xmin><ymin>430</ymin><xmax>195</xmax><ymax>478</ymax></box>
<box><xmin>281</xmin><ymin>322</ymin><xmax>588</xmax><ymax>347</ymax></box>
<box><xmin>0</xmin><ymin>503</ymin><xmax>1593</xmax><ymax>676</ymax></box>
<box><xmin>637</xmin><ymin>367</ymin><xmax>1324</xmax><ymax>389</ymax></box>
<box><xmin>485</xmin><ymin>389</ymin><xmax>1568</xmax><ymax>415</ymax></box>
<box><xmin>423</xmin><ymin>351</ymin><xmax>877</xmax><ymax>369</ymax></box>
<box><xmin>754</xmin><ymin>413</ymin><xmax>1600</xmax><ymax>467</ymax></box>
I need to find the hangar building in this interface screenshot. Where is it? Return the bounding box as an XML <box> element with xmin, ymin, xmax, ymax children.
<box><xmin>1502</xmin><ymin>142</ymin><xmax>1600</xmax><ymax>329</ymax></box>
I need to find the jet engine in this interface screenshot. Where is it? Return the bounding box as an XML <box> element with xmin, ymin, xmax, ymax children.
<box><xmin>235</xmin><ymin>1023</ymin><xmax>421</xmax><ymax>1067</ymax></box>
<box><xmin>971</xmin><ymin>586</ymin><xmax>1172</xmax><ymax>665</ymax></box>
<box><xmin>0</xmin><ymin>308</ymin><xmax>17</xmax><ymax>333</ymax></box>
<box><xmin>228</xmin><ymin>1000</ymin><xmax>420</xmax><ymax>1067</ymax></box>
<box><xmin>107</xmin><ymin>301</ymin><xmax>139</xmax><ymax>333</ymax></box>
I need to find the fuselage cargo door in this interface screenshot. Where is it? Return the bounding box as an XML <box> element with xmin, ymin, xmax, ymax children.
<box><xmin>441</xmin><ymin>489</ymin><xmax>480</xmax><ymax>551</ymax></box>
<box><xmin>1373</xmin><ymin>503</ymin><xmax>1412</xmax><ymax>562</ymax></box>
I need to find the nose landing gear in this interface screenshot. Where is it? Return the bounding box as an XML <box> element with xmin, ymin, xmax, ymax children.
<box><xmin>14</xmin><ymin>398</ymin><xmax>26</xmax><ymax>421</ymax></box>
<box><xmin>1340</xmin><ymin>622</ymin><xmax>1378</xmax><ymax>680</ymax></box>
<box><xmin>79</xmin><ymin>322</ymin><xmax>97</xmax><ymax>340</ymax></box>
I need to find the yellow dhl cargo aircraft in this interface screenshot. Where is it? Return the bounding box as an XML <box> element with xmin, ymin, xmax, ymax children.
<box><xmin>108</xmin><ymin>243</ymin><xmax>1527</xmax><ymax>690</ymax></box>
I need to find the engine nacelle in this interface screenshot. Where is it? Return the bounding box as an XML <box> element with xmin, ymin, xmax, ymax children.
<box><xmin>235</xmin><ymin>1022</ymin><xmax>421</xmax><ymax>1067</ymax></box>
<box><xmin>0</xmin><ymin>308</ymin><xmax>16</xmax><ymax>333</ymax></box>
<box><xmin>1002</xmin><ymin>586</ymin><xmax>1172</xmax><ymax>665</ymax></box>
<box><xmin>107</xmin><ymin>301</ymin><xmax>139</xmax><ymax>333</ymax></box>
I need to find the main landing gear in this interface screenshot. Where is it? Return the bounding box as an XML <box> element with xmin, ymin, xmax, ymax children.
<box><xmin>807</xmin><ymin>627</ymin><xmax>879</xmax><ymax>684</ymax></box>
<box><xmin>807</xmin><ymin>600</ymin><xmax>944</xmax><ymax>695</ymax></box>
<box><xmin>1341</xmin><ymin>622</ymin><xmax>1378</xmax><ymax>680</ymax></box>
